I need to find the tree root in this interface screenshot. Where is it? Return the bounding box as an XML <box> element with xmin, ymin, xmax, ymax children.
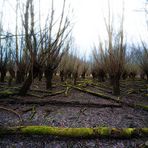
<box><xmin>0</xmin><ymin>126</ymin><xmax>147</xmax><ymax>138</ymax></box>
<box><xmin>0</xmin><ymin>106</ymin><xmax>22</xmax><ymax>123</ymax></box>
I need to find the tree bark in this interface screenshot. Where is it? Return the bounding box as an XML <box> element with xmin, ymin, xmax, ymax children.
<box><xmin>112</xmin><ymin>78</ymin><xmax>120</xmax><ymax>96</ymax></box>
<box><xmin>16</xmin><ymin>70</ymin><xmax>24</xmax><ymax>84</ymax></box>
<box><xmin>19</xmin><ymin>72</ymin><xmax>33</xmax><ymax>96</ymax></box>
<box><xmin>0</xmin><ymin>66</ymin><xmax>6</xmax><ymax>82</ymax></box>
<box><xmin>45</xmin><ymin>68</ymin><xmax>54</xmax><ymax>90</ymax></box>
<box><xmin>19</xmin><ymin>63</ymin><xmax>40</xmax><ymax>95</ymax></box>
<box><xmin>146</xmin><ymin>72</ymin><xmax>148</xmax><ymax>81</ymax></box>
<box><xmin>60</xmin><ymin>70</ymin><xmax>64</xmax><ymax>82</ymax></box>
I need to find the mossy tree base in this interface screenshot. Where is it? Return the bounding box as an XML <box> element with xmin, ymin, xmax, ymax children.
<box><xmin>0</xmin><ymin>126</ymin><xmax>148</xmax><ymax>138</ymax></box>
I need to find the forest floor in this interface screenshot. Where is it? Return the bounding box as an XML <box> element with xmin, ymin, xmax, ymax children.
<box><xmin>0</xmin><ymin>77</ymin><xmax>148</xmax><ymax>148</ymax></box>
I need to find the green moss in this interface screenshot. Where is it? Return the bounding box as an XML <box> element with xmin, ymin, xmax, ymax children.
<box><xmin>136</xmin><ymin>104</ymin><xmax>148</xmax><ymax>111</ymax></box>
<box><xmin>96</xmin><ymin>127</ymin><xmax>110</xmax><ymax>137</ymax></box>
<box><xmin>121</xmin><ymin>128</ymin><xmax>135</xmax><ymax>137</ymax></box>
<box><xmin>20</xmin><ymin>126</ymin><xmax>94</xmax><ymax>137</ymax></box>
<box><xmin>0</xmin><ymin>126</ymin><xmax>148</xmax><ymax>138</ymax></box>
<box><xmin>141</xmin><ymin>128</ymin><xmax>148</xmax><ymax>136</ymax></box>
<box><xmin>0</xmin><ymin>90</ymin><xmax>14</xmax><ymax>95</ymax></box>
<box><xmin>21</xmin><ymin>126</ymin><xmax>51</xmax><ymax>135</ymax></box>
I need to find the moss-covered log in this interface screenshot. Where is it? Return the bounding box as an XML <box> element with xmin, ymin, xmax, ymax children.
<box><xmin>0</xmin><ymin>126</ymin><xmax>148</xmax><ymax>138</ymax></box>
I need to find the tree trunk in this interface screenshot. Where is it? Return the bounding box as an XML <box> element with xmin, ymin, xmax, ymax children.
<box><xmin>8</xmin><ymin>68</ymin><xmax>15</xmax><ymax>86</ymax></box>
<box><xmin>73</xmin><ymin>72</ymin><xmax>78</xmax><ymax>85</ymax></box>
<box><xmin>60</xmin><ymin>70</ymin><xmax>64</xmax><ymax>82</ymax></box>
<box><xmin>146</xmin><ymin>72</ymin><xmax>148</xmax><ymax>81</ymax></box>
<box><xmin>112</xmin><ymin>78</ymin><xmax>120</xmax><ymax>96</ymax></box>
<box><xmin>81</xmin><ymin>72</ymin><xmax>86</xmax><ymax>79</ymax></box>
<box><xmin>19</xmin><ymin>63</ymin><xmax>40</xmax><ymax>95</ymax></box>
<box><xmin>38</xmin><ymin>70</ymin><xmax>43</xmax><ymax>81</ymax></box>
<box><xmin>45</xmin><ymin>68</ymin><xmax>54</xmax><ymax>90</ymax></box>
<box><xmin>16</xmin><ymin>70</ymin><xmax>23</xmax><ymax>84</ymax></box>
<box><xmin>19</xmin><ymin>72</ymin><xmax>33</xmax><ymax>96</ymax></box>
<box><xmin>74</xmin><ymin>77</ymin><xmax>77</xmax><ymax>85</ymax></box>
<box><xmin>0</xmin><ymin>70</ymin><xmax>6</xmax><ymax>82</ymax></box>
<box><xmin>16</xmin><ymin>65</ymin><xmax>26</xmax><ymax>84</ymax></box>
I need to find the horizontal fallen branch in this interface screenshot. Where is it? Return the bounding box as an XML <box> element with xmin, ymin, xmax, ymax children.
<box><xmin>0</xmin><ymin>106</ymin><xmax>22</xmax><ymax>123</ymax></box>
<box><xmin>71</xmin><ymin>85</ymin><xmax>114</xmax><ymax>100</ymax></box>
<box><xmin>0</xmin><ymin>99</ymin><xmax>121</xmax><ymax>108</ymax></box>
<box><xmin>43</xmin><ymin>90</ymin><xmax>65</xmax><ymax>97</ymax></box>
<box><xmin>0</xmin><ymin>126</ymin><xmax>147</xmax><ymax>138</ymax></box>
<box><xmin>27</xmin><ymin>90</ymin><xmax>65</xmax><ymax>98</ymax></box>
<box><xmin>70</xmin><ymin>85</ymin><xmax>148</xmax><ymax>111</ymax></box>
<box><xmin>30</xmin><ymin>89</ymin><xmax>52</xmax><ymax>93</ymax></box>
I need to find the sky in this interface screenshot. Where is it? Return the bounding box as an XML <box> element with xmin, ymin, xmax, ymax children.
<box><xmin>0</xmin><ymin>0</ymin><xmax>147</xmax><ymax>57</ymax></box>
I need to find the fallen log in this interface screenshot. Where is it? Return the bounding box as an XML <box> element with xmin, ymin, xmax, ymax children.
<box><xmin>0</xmin><ymin>99</ymin><xmax>121</xmax><ymax>108</ymax></box>
<box><xmin>43</xmin><ymin>90</ymin><xmax>65</xmax><ymax>97</ymax></box>
<box><xmin>27</xmin><ymin>90</ymin><xmax>65</xmax><ymax>98</ymax></box>
<box><xmin>70</xmin><ymin>85</ymin><xmax>148</xmax><ymax>111</ymax></box>
<box><xmin>0</xmin><ymin>126</ymin><xmax>147</xmax><ymax>138</ymax></box>
<box><xmin>71</xmin><ymin>85</ymin><xmax>114</xmax><ymax>100</ymax></box>
<box><xmin>30</xmin><ymin>89</ymin><xmax>52</xmax><ymax>93</ymax></box>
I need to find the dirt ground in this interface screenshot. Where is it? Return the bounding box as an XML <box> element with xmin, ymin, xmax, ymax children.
<box><xmin>0</xmin><ymin>78</ymin><xmax>148</xmax><ymax>148</ymax></box>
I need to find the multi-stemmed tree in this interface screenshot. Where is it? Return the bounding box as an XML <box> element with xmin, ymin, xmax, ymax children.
<box><xmin>105</xmin><ymin>9</ymin><xmax>126</xmax><ymax>95</ymax></box>
<box><xmin>93</xmin><ymin>2</ymin><xmax>126</xmax><ymax>95</ymax></box>
<box><xmin>18</xmin><ymin>0</ymin><xmax>72</xmax><ymax>95</ymax></box>
<box><xmin>43</xmin><ymin>0</ymin><xmax>71</xmax><ymax>89</ymax></box>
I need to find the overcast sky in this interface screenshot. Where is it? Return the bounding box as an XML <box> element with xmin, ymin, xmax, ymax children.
<box><xmin>0</xmin><ymin>0</ymin><xmax>147</xmax><ymax>56</ymax></box>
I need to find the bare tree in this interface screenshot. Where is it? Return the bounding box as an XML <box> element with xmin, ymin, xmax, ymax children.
<box><xmin>19</xmin><ymin>0</ymin><xmax>42</xmax><ymax>95</ymax></box>
<box><xmin>133</xmin><ymin>43</ymin><xmax>148</xmax><ymax>80</ymax></box>
<box><xmin>80</xmin><ymin>56</ymin><xmax>89</xmax><ymax>79</ymax></box>
<box><xmin>103</xmin><ymin>1</ymin><xmax>126</xmax><ymax>95</ymax></box>
<box><xmin>18</xmin><ymin>0</ymin><xmax>71</xmax><ymax>94</ymax></box>
<box><xmin>92</xmin><ymin>43</ymin><xmax>106</xmax><ymax>82</ymax></box>
<box><xmin>43</xmin><ymin>0</ymin><xmax>71</xmax><ymax>89</ymax></box>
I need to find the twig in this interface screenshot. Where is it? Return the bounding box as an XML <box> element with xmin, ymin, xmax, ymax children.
<box><xmin>0</xmin><ymin>106</ymin><xmax>22</xmax><ymax>123</ymax></box>
<box><xmin>29</xmin><ymin>105</ymin><xmax>36</xmax><ymax>120</ymax></box>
